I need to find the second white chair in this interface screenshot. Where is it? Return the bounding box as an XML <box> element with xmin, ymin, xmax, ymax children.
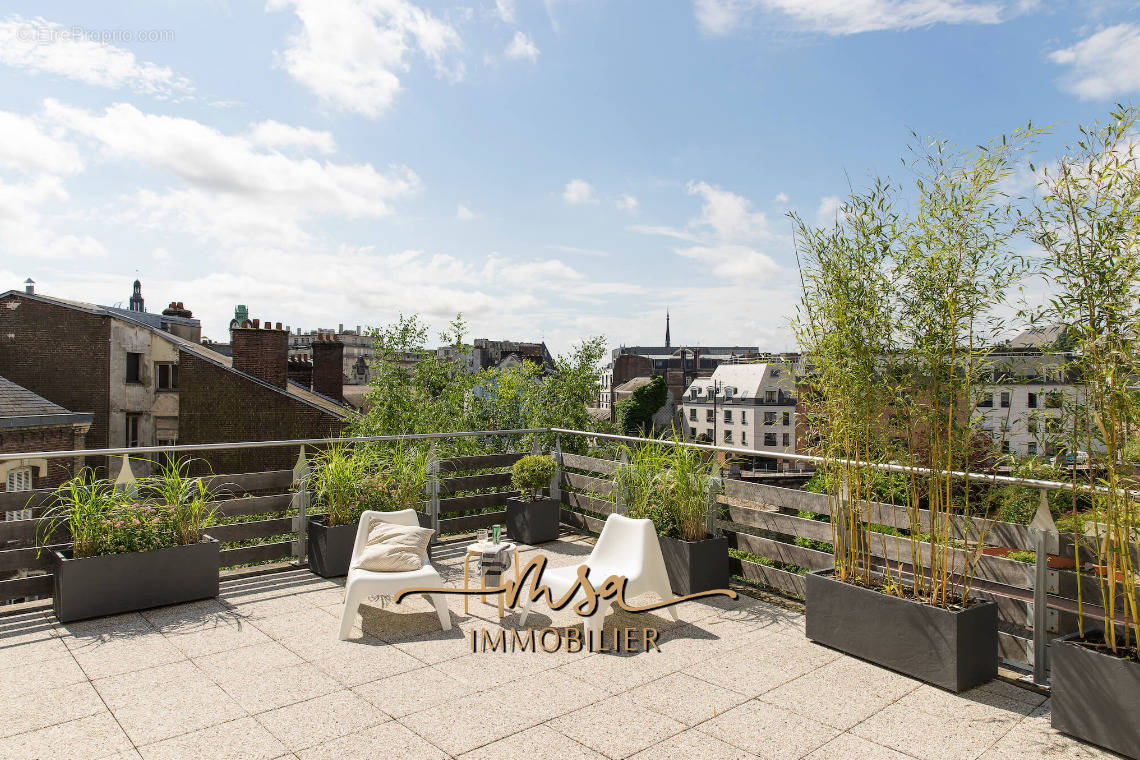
<box><xmin>338</xmin><ymin>509</ymin><xmax>451</xmax><ymax>640</ymax></box>
<box><xmin>518</xmin><ymin>513</ymin><xmax>678</xmax><ymax>639</ymax></box>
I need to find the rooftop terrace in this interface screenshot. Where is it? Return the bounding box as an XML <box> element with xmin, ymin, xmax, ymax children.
<box><xmin>0</xmin><ymin>533</ymin><xmax>1112</xmax><ymax>760</ymax></box>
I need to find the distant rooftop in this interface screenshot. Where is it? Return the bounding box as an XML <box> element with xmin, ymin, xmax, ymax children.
<box><xmin>0</xmin><ymin>375</ymin><xmax>93</xmax><ymax>428</ymax></box>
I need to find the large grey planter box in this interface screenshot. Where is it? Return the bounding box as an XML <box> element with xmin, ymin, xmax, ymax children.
<box><xmin>52</xmin><ymin>538</ymin><xmax>219</xmax><ymax>623</ymax></box>
<box><xmin>1051</xmin><ymin>632</ymin><xmax>1140</xmax><ymax>759</ymax></box>
<box><xmin>506</xmin><ymin>496</ymin><xmax>560</xmax><ymax>545</ymax></box>
<box><xmin>659</xmin><ymin>535</ymin><xmax>729</xmax><ymax>596</ymax></box>
<box><xmin>307</xmin><ymin>516</ymin><xmax>357</xmax><ymax>577</ymax></box>
<box><xmin>805</xmin><ymin>570</ymin><xmax>997</xmax><ymax>692</ymax></box>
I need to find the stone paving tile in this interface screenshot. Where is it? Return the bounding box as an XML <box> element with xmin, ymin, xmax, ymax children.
<box><xmin>247</xmin><ymin>606</ymin><xmax>341</xmax><ymax>642</ymax></box>
<box><xmin>757</xmin><ymin>653</ymin><xmax>922</xmax><ymax>730</ymax></box>
<box><xmin>851</xmin><ymin>681</ymin><xmax>1046</xmax><ymax>760</ymax></box>
<box><xmin>556</xmin><ymin>643</ymin><xmax>687</xmax><ymax>695</ymax></box>
<box><xmin>94</xmin><ymin>660</ymin><xmax>248</xmax><ymax>746</ymax></box>
<box><xmin>192</xmin><ymin>640</ymin><xmax>304</xmax><ymax>682</ymax></box>
<box><xmin>137</xmin><ymin>716</ymin><xmax>287</xmax><ymax>760</ymax></box>
<box><xmin>388</xmin><ymin>625</ymin><xmax>471</xmax><ymax>664</ymax></box>
<box><xmin>352</xmin><ymin>664</ymin><xmax>475</xmax><ymax>718</ymax></box>
<box><xmin>696</xmin><ymin>700</ymin><xmax>841</xmax><ymax>760</ymax></box>
<box><xmin>628</xmin><ymin>729</ymin><xmax>758</xmax><ymax>760</ymax></box>
<box><xmin>296</xmin><ymin>721</ymin><xmax>449</xmax><ymax>760</ymax></box>
<box><xmin>57</xmin><ymin>613</ymin><xmax>188</xmax><ymax>680</ymax></box>
<box><xmin>214</xmin><ymin>660</ymin><xmax>342</xmax><ymax>713</ymax></box>
<box><xmin>433</xmin><ymin>649</ymin><xmax>553</xmax><ymax>690</ymax></box>
<box><xmin>0</xmin><ymin>610</ymin><xmax>67</xmax><ymax>667</ymax></box>
<box><xmin>487</xmin><ymin>667</ymin><xmax>610</xmax><ymax>724</ymax></box>
<box><xmin>291</xmin><ymin>636</ymin><xmax>424</xmax><ymax>687</ymax></box>
<box><xmin>625</xmin><ymin>671</ymin><xmax>750</xmax><ymax>727</ymax></box>
<box><xmin>458</xmin><ymin>724</ymin><xmax>606</xmax><ymax>759</ymax></box>
<box><xmin>685</xmin><ymin>632</ymin><xmax>840</xmax><ymax>697</ymax></box>
<box><xmin>548</xmin><ymin>694</ymin><xmax>687</xmax><ymax>759</ymax></box>
<box><xmin>0</xmin><ymin>649</ymin><xmax>88</xmax><ymax>698</ymax></box>
<box><xmin>0</xmin><ymin>680</ymin><xmax>106</xmax><ymax>739</ymax></box>
<box><xmin>977</xmin><ymin>701</ymin><xmax>1123</xmax><ymax>760</ymax></box>
<box><xmin>253</xmin><ymin>691</ymin><xmax>390</xmax><ymax>752</ymax></box>
<box><xmin>399</xmin><ymin>691</ymin><xmax>541</xmax><ymax>756</ymax></box>
<box><xmin>802</xmin><ymin>733</ymin><xmax>918</xmax><ymax>760</ymax></box>
<box><xmin>0</xmin><ymin>711</ymin><xmax>133</xmax><ymax>760</ymax></box>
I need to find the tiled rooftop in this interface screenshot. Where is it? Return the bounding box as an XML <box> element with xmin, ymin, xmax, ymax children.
<box><xmin>0</xmin><ymin>535</ymin><xmax>1116</xmax><ymax>760</ymax></box>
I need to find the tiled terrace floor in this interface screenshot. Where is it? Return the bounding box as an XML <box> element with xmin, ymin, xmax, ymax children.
<box><xmin>0</xmin><ymin>533</ymin><xmax>1121</xmax><ymax>760</ymax></box>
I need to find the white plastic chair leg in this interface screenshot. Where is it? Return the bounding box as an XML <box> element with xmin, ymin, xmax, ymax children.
<box><xmin>338</xmin><ymin>583</ymin><xmax>366</xmax><ymax>640</ymax></box>
<box><xmin>431</xmin><ymin>593</ymin><xmax>451</xmax><ymax>631</ymax></box>
<box><xmin>584</xmin><ymin>600</ymin><xmax>609</xmax><ymax>648</ymax></box>
<box><xmin>519</xmin><ymin>594</ymin><xmax>535</xmax><ymax>626</ymax></box>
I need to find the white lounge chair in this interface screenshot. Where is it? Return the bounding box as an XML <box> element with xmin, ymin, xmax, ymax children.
<box><xmin>518</xmin><ymin>513</ymin><xmax>678</xmax><ymax>640</ymax></box>
<box><xmin>338</xmin><ymin>509</ymin><xmax>451</xmax><ymax>640</ymax></box>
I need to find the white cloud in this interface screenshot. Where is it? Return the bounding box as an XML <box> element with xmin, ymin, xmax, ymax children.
<box><xmin>633</xmin><ymin>180</ymin><xmax>785</xmax><ymax>283</ymax></box>
<box><xmin>0</xmin><ymin>16</ymin><xmax>192</xmax><ymax>97</ymax></box>
<box><xmin>42</xmin><ymin>100</ymin><xmax>419</xmax><ymax>249</ymax></box>
<box><xmin>456</xmin><ymin>203</ymin><xmax>477</xmax><ymax>220</ymax></box>
<box><xmin>504</xmin><ymin>30</ymin><xmax>539</xmax><ymax>62</ymax></box>
<box><xmin>1049</xmin><ymin>24</ymin><xmax>1140</xmax><ymax>100</ymax></box>
<box><xmin>496</xmin><ymin>0</ymin><xmax>517</xmax><ymax>24</ymax></box>
<box><xmin>616</xmin><ymin>193</ymin><xmax>638</xmax><ymax>212</ymax></box>
<box><xmin>0</xmin><ymin>110</ymin><xmax>82</xmax><ymax>176</ymax></box>
<box><xmin>563</xmin><ymin>178</ymin><xmax>595</xmax><ymax>204</ymax></box>
<box><xmin>816</xmin><ymin>195</ymin><xmax>841</xmax><ymax>224</ymax></box>
<box><xmin>249</xmin><ymin>120</ymin><xmax>337</xmax><ymax>154</ymax></box>
<box><xmin>267</xmin><ymin>0</ymin><xmax>463</xmax><ymax>119</ymax></box>
<box><xmin>0</xmin><ymin>175</ymin><xmax>108</xmax><ymax>260</ymax></box>
<box><xmin>772</xmin><ymin>191</ymin><xmax>789</xmax><ymax>204</ymax></box>
<box><xmin>694</xmin><ymin>0</ymin><xmax>1006</xmax><ymax>36</ymax></box>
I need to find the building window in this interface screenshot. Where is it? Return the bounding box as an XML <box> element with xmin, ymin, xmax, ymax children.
<box><xmin>126</xmin><ymin>414</ymin><xmax>143</xmax><ymax>447</ymax></box>
<box><xmin>1027</xmin><ymin>442</ymin><xmax>1037</xmax><ymax>455</ymax></box>
<box><xmin>125</xmin><ymin>352</ymin><xmax>143</xmax><ymax>384</ymax></box>
<box><xmin>1027</xmin><ymin>392</ymin><xmax>1038</xmax><ymax>409</ymax></box>
<box><xmin>765</xmin><ymin>390</ymin><xmax>777</xmax><ymax>403</ymax></box>
<box><xmin>1027</xmin><ymin>419</ymin><xmax>1037</xmax><ymax>434</ymax></box>
<box><xmin>1045</xmin><ymin>391</ymin><xmax>1063</xmax><ymax>409</ymax></box>
<box><xmin>724</xmin><ymin>410</ymin><xmax>732</xmax><ymax>423</ymax></box>
<box><xmin>740</xmin><ymin>411</ymin><xmax>746</xmax><ymax>425</ymax></box>
<box><xmin>723</xmin><ymin>430</ymin><xmax>733</xmax><ymax>444</ymax></box>
<box><xmin>5</xmin><ymin>467</ymin><xmax>34</xmax><ymax>520</ymax></box>
<box><xmin>156</xmin><ymin>363</ymin><xmax>178</xmax><ymax>390</ymax></box>
<box><xmin>764</xmin><ymin>412</ymin><xmax>776</xmax><ymax>425</ymax></box>
<box><xmin>1000</xmin><ymin>391</ymin><xmax>1010</xmax><ymax>408</ymax></box>
<box><xmin>764</xmin><ymin>432</ymin><xmax>778</xmax><ymax>447</ymax></box>
<box><xmin>689</xmin><ymin>427</ymin><xmax>697</xmax><ymax>438</ymax></box>
<box><xmin>741</xmin><ymin>430</ymin><xmax>747</xmax><ymax>445</ymax></box>
<box><xmin>977</xmin><ymin>392</ymin><xmax>993</xmax><ymax>408</ymax></box>
<box><xmin>782</xmin><ymin>411</ymin><xmax>791</xmax><ymax>426</ymax></box>
<box><xmin>689</xmin><ymin>408</ymin><xmax>697</xmax><ymax>421</ymax></box>
<box><xmin>782</xmin><ymin>433</ymin><xmax>790</xmax><ymax>447</ymax></box>
<box><xmin>706</xmin><ymin>410</ymin><xmax>714</xmax><ymax>422</ymax></box>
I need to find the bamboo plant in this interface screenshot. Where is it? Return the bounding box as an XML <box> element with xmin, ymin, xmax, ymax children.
<box><xmin>793</xmin><ymin>126</ymin><xmax>1036</xmax><ymax>607</ymax></box>
<box><xmin>615</xmin><ymin>438</ymin><xmax>720</xmax><ymax>541</ymax></box>
<box><xmin>1033</xmin><ymin>106</ymin><xmax>1140</xmax><ymax>655</ymax></box>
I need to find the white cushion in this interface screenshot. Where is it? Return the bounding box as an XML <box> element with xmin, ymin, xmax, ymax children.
<box><xmin>352</xmin><ymin>520</ymin><xmax>434</xmax><ymax>573</ymax></box>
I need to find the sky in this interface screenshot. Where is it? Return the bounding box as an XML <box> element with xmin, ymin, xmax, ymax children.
<box><xmin>1</xmin><ymin>1</ymin><xmax>1138</xmax><ymax>356</ymax></box>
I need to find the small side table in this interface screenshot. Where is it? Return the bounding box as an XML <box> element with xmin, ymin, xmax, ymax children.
<box><xmin>462</xmin><ymin>541</ymin><xmax>520</xmax><ymax>618</ymax></box>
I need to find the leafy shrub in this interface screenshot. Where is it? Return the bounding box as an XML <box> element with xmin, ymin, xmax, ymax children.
<box><xmin>616</xmin><ymin>438</ymin><xmax>720</xmax><ymax>540</ymax></box>
<box><xmin>614</xmin><ymin>375</ymin><xmax>669</xmax><ymax>435</ymax></box>
<box><xmin>511</xmin><ymin>455</ymin><xmax>556</xmax><ymax>501</ymax></box>
<box><xmin>308</xmin><ymin>444</ymin><xmax>428</xmax><ymax>526</ymax></box>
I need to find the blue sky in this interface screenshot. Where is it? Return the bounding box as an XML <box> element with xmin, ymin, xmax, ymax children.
<box><xmin>1</xmin><ymin>1</ymin><xmax>1138</xmax><ymax>354</ymax></box>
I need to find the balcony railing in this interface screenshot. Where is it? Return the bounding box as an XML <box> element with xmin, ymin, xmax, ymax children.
<box><xmin>1</xmin><ymin>426</ymin><xmax>1135</xmax><ymax>688</ymax></box>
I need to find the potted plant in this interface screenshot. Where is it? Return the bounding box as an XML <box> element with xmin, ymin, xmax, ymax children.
<box><xmin>616</xmin><ymin>439</ymin><xmax>727</xmax><ymax>595</ymax></box>
<box><xmin>1033</xmin><ymin>108</ymin><xmax>1140</xmax><ymax>759</ymax></box>
<box><xmin>505</xmin><ymin>454</ymin><xmax>560</xmax><ymax>544</ymax></box>
<box><xmin>306</xmin><ymin>444</ymin><xmax>428</xmax><ymax>577</ymax></box>
<box><xmin>789</xmin><ymin>129</ymin><xmax>1038</xmax><ymax>691</ymax></box>
<box><xmin>40</xmin><ymin>458</ymin><xmax>219</xmax><ymax>623</ymax></box>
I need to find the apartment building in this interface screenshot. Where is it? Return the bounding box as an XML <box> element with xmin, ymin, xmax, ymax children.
<box><xmin>681</xmin><ymin>362</ymin><xmax>798</xmax><ymax>470</ymax></box>
<box><xmin>973</xmin><ymin>350</ymin><xmax>1083</xmax><ymax>458</ymax></box>
<box><xmin>289</xmin><ymin>324</ymin><xmax>373</xmax><ymax>385</ymax></box>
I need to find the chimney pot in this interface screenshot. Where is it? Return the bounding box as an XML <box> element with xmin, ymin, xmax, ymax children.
<box><xmin>276</xmin><ymin>322</ymin><xmax>283</xmax><ymax>330</ymax></box>
<box><xmin>252</xmin><ymin>318</ymin><xmax>260</xmax><ymax>328</ymax></box>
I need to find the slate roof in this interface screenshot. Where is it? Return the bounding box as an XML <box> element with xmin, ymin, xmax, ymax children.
<box><xmin>0</xmin><ymin>376</ymin><xmax>70</xmax><ymax>417</ymax></box>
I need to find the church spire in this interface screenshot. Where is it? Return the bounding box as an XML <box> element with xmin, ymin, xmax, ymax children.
<box><xmin>665</xmin><ymin>310</ymin><xmax>671</xmax><ymax>348</ymax></box>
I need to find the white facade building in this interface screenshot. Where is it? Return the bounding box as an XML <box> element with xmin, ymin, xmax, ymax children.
<box><xmin>681</xmin><ymin>363</ymin><xmax>798</xmax><ymax>470</ymax></box>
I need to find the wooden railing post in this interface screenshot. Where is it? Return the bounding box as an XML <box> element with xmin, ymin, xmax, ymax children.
<box><xmin>614</xmin><ymin>448</ymin><xmax>629</xmax><ymax>515</ymax></box>
<box><xmin>427</xmin><ymin>442</ymin><xmax>440</xmax><ymax>537</ymax></box>
<box><xmin>291</xmin><ymin>446</ymin><xmax>310</xmax><ymax>565</ymax></box>
<box><xmin>549</xmin><ymin>436</ymin><xmax>562</xmax><ymax>503</ymax></box>
<box><xmin>708</xmin><ymin>475</ymin><xmax>722</xmax><ymax>538</ymax></box>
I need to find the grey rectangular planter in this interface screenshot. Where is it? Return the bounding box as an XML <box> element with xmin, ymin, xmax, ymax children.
<box><xmin>805</xmin><ymin>570</ymin><xmax>997</xmax><ymax>692</ymax></box>
<box><xmin>506</xmin><ymin>496</ymin><xmax>560</xmax><ymax>545</ymax></box>
<box><xmin>307</xmin><ymin>516</ymin><xmax>357</xmax><ymax>577</ymax></box>
<box><xmin>659</xmin><ymin>535</ymin><xmax>729</xmax><ymax>596</ymax></box>
<box><xmin>52</xmin><ymin>538</ymin><xmax>219</xmax><ymax>623</ymax></box>
<box><xmin>1051</xmin><ymin>632</ymin><xmax>1140</xmax><ymax>759</ymax></box>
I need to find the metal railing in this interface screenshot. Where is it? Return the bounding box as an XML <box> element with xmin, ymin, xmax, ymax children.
<box><xmin>5</xmin><ymin>425</ymin><xmax>1132</xmax><ymax>687</ymax></box>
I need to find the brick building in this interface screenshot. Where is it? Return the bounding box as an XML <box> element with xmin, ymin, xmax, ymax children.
<box><xmin>0</xmin><ymin>376</ymin><xmax>92</xmax><ymax>509</ymax></box>
<box><xmin>0</xmin><ymin>286</ymin><xmax>352</xmax><ymax>476</ymax></box>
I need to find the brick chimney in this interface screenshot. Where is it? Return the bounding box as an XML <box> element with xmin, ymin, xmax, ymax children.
<box><xmin>311</xmin><ymin>331</ymin><xmax>344</xmax><ymax>401</ymax></box>
<box><xmin>231</xmin><ymin>319</ymin><xmax>288</xmax><ymax>388</ymax></box>
<box><xmin>287</xmin><ymin>355</ymin><xmax>313</xmax><ymax>390</ymax></box>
